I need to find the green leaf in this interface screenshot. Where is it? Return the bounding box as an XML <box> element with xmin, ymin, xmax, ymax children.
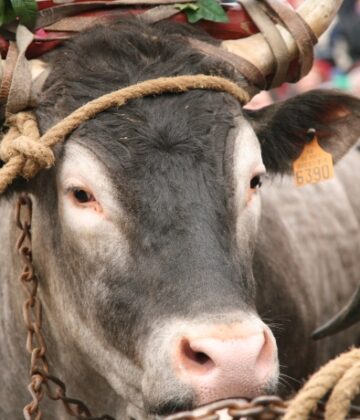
<box><xmin>0</xmin><ymin>0</ymin><xmax>5</xmax><ymax>26</ymax></box>
<box><xmin>175</xmin><ymin>2</ymin><xmax>199</xmax><ymax>12</ymax></box>
<box><xmin>10</xmin><ymin>0</ymin><xmax>37</xmax><ymax>27</ymax></box>
<box><xmin>1</xmin><ymin>0</ymin><xmax>16</xmax><ymax>27</ymax></box>
<box><xmin>185</xmin><ymin>0</ymin><xmax>228</xmax><ymax>23</ymax></box>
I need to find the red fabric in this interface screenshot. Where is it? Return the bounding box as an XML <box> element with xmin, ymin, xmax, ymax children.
<box><xmin>0</xmin><ymin>3</ymin><xmax>262</xmax><ymax>58</ymax></box>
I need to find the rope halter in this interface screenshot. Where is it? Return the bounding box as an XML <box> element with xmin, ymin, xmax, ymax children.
<box><xmin>0</xmin><ymin>75</ymin><xmax>251</xmax><ymax>194</ymax></box>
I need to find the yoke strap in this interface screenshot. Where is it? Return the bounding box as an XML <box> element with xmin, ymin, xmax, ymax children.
<box><xmin>189</xmin><ymin>38</ymin><xmax>266</xmax><ymax>92</ymax></box>
<box><xmin>240</xmin><ymin>0</ymin><xmax>290</xmax><ymax>88</ymax></box>
<box><xmin>238</xmin><ymin>0</ymin><xmax>317</xmax><ymax>87</ymax></box>
<box><xmin>261</xmin><ymin>0</ymin><xmax>317</xmax><ymax>81</ymax></box>
<box><xmin>0</xmin><ymin>26</ymin><xmax>34</xmax><ymax>123</ymax></box>
<box><xmin>0</xmin><ymin>42</ymin><xmax>18</xmax><ymax>122</ymax></box>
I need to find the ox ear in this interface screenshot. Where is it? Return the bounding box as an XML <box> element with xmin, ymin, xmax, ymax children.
<box><xmin>245</xmin><ymin>90</ymin><xmax>360</xmax><ymax>174</ymax></box>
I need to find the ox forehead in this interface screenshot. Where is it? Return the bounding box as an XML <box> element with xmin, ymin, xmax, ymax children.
<box><xmin>1</xmin><ymin>14</ymin><xmax>360</xmax><ymax>420</ymax></box>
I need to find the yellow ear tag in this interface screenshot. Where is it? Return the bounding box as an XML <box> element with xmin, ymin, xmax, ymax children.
<box><xmin>293</xmin><ymin>133</ymin><xmax>334</xmax><ymax>187</ymax></box>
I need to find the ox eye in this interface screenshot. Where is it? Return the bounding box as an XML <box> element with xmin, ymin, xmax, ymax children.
<box><xmin>74</xmin><ymin>189</ymin><xmax>94</xmax><ymax>203</ymax></box>
<box><xmin>250</xmin><ymin>175</ymin><xmax>262</xmax><ymax>189</ymax></box>
<box><xmin>68</xmin><ymin>187</ymin><xmax>96</xmax><ymax>205</ymax></box>
<box><xmin>65</xmin><ymin>185</ymin><xmax>103</xmax><ymax>214</ymax></box>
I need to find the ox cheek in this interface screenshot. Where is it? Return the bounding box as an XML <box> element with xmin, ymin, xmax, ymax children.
<box><xmin>236</xmin><ymin>195</ymin><xmax>262</xmax><ymax>254</ymax></box>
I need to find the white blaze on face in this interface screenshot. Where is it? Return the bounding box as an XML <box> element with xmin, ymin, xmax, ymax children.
<box><xmin>53</xmin><ymin>143</ymin><xmax>143</xmax><ymax>405</ymax></box>
<box><xmin>232</xmin><ymin>117</ymin><xmax>265</xmax><ymax>250</ymax></box>
<box><xmin>58</xmin><ymin>143</ymin><xmax>120</xmax><ymax>225</ymax></box>
<box><xmin>57</xmin><ymin>142</ymin><xmax>130</xmax><ymax>262</ymax></box>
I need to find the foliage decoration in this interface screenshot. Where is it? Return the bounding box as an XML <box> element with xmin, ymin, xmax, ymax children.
<box><xmin>175</xmin><ymin>0</ymin><xmax>228</xmax><ymax>23</ymax></box>
<box><xmin>0</xmin><ymin>0</ymin><xmax>37</xmax><ymax>28</ymax></box>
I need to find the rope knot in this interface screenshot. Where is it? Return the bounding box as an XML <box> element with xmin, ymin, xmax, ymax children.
<box><xmin>0</xmin><ymin>112</ymin><xmax>55</xmax><ymax>192</ymax></box>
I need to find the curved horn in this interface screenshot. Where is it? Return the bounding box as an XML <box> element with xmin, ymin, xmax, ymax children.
<box><xmin>312</xmin><ymin>286</ymin><xmax>360</xmax><ymax>340</ymax></box>
<box><xmin>222</xmin><ymin>0</ymin><xmax>343</xmax><ymax>82</ymax></box>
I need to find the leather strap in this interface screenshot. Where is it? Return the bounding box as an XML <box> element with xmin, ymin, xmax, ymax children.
<box><xmin>0</xmin><ymin>42</ymin><xmax>18</xmax><ymax>122</ymax></box>
<box><xmin>261</xmin><ymin>0</ymin><xmax>317</xmax><ymax>81</ymax></box>
<box><xmin>35</xmin><ymin>0</ymin><xmax>187</xmax><ymax>29</ymax></box>
<box><xmin>189</xmin><ymin>37</ymin><xmax>266</xmax><ymax>93</ymax></box>
<box><xmin>6</xmin><ymin>26</ymin><xmax>34</xmax><ymax>116</ymax></box>
<box><xmin>240</xmin><ymin>0</ymin><xmax>290</xmax><ymax>88</ymax></box>
<box><xmin>39</xmin><ymin>6</ymin><xmax>181</xmax><ymax>32</ymax></box>
<box><xmin>139</xmin><ymin>5</ymin><xmax>180</xmax><ymax>23</ymax></box>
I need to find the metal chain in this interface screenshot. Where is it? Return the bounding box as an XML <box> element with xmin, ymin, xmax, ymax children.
<box><xmin>15</xmin><ymin>194</ymin><xmax>360</xmax><ymax>420</ymax></box>
<box><xmin>16</xmin><ymin>194</ymin><xmax>114</xmax><ymax>420</ymax></box>
<box><xmin>163</xmin><ymin>396</ymin><xmax>360</xmax><ymax>420</ymax></box>
<box><xmin>163</xmin><ymin>396</ymin><xmax>288</xmax><ymax>420</ymax></box>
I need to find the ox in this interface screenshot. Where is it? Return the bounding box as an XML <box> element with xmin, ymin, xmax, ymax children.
<box><xmin>1</xmin><ymin>5</ymin><xmax>360</xmax><ymax>420</ymax></box>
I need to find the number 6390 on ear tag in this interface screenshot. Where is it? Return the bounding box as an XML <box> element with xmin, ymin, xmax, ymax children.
<box><xmin>293</xmin><ymin>132</ymin><xmax>334</xmax><ymax>187</ymax></box>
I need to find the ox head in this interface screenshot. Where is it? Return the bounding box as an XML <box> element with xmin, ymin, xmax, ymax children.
<box><xmin>5</xmin><ymin>3</ymin><xmax>360</xmax><ymax>418</ymax></box>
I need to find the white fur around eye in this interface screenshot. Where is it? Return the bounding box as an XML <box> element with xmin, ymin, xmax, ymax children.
<box><xmin>57</xmin><ymin>142</ymin><xmax>130</xmax><ymax>270</ymax></box>
<box><xmin>232</xmin><ymin>118</ymin><xmax>264</xmax><ymax>248</ymax></box>
<box><xmin>58</xmin><ymin>143</ymin><xmax>125</xmax><ymax>230</ymax></box>
<box><xmin>232</xmin><ymin>119</ymin><xmax>264</xmax><ymax>209</ymax></box>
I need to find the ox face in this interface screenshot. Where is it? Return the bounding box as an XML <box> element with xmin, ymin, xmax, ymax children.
<box><xmin>32</xmin><ymin>91</ymin><xmax>278</xmax><ymax>415</ymax></box>
<box><xmin>24</xmin><ymin>19</ymin><xmax>360</xmax><ymax>418</ymax></box>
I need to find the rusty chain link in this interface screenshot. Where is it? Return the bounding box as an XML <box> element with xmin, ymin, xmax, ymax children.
<box><xmin>163</xmin><ymin>396</ymin><xmax>360</xmax><ymax>420</ymax></box>
<box><xmin>16</xmin><ymin>194</ymin><xmax>114</xmax><ymax>420</ymax></box>
<box><xmin>15</xmin><ymin>194</ymin><xmax>360</xmax><ymax>420</ymax></box>
<box><xmin>163</xmin><ymin>397</ymin><xmax>288</xmax><ymax>420</ymax></box>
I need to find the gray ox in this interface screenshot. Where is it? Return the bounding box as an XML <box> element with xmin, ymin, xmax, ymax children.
<box><xmin>1</xmin><ymin>4</ymin><xmax>360</xmax><ymax>420</ymax></box>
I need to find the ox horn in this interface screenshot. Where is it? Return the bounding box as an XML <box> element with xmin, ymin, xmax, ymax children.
<box><xmin>222</xmin><ymin>0</ymin><xmax>343</xmax><ymax>87</ymax></box>
<box><xmin>312</xmin><ymin>286</ymin><xmax>360</xmax><ymax>340</ymax></box>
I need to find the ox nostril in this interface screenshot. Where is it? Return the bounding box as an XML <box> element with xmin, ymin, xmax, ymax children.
<box><xmin>180</xmin><ymin>338</ymin><xmax>215</xmax><ymax>374</ymax></box>
<box><xmin>174</xmin><ymin>323</ymin><xmax>279</xmax><ymax>404</ymax></box>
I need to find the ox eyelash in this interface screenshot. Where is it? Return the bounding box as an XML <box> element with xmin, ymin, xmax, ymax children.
<box><xmin>64</xmin><ymin>185</ymin><xmax>85</xmax><ymax>195</ymax></box>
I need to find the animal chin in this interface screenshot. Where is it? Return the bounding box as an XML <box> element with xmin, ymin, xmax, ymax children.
<box><xmin>140</xmin><ymin>369</ymin><xmax>279</xmax><ymax>418</ymax></box>
<box><xmin>146</xmin><ymin>396</ymin><xmax>194</xmax><ymax>417</ymax></box>
<box><xmin>143</xmin><ymin>379</ymin><xmax>278</xmax><ymax>418</ymax></box>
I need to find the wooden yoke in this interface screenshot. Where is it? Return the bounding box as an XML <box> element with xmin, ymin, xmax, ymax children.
<box><xmin>0</xmin><ymin>1</ymin><xmax>343</xmax><ymax>124</ymax></box>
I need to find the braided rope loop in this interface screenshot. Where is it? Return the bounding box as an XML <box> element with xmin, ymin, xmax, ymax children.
<box><xmin>325</xmin><ymin>359</ymin><xmax>360</xmax><ymax>420</ymax></box>
<box><xmin>283</xmin><ymin>348</ymin><xmax>360</xmax><ymax>420</ymax></box>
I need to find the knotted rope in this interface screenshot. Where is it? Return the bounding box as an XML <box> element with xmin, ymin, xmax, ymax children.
<box><xmin>284</xmin><ymin>347</ymin><xmax>360</xmax><ymax>420</ymax></box>
<box><xmin>0</xmin><ymin>75</ymin><xmax>250</xmax><ymax>193</ymax></box>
